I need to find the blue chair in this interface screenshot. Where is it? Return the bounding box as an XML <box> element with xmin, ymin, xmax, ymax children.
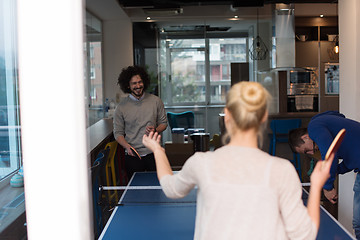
<box><xmin>269</xmin><ymin>119</ymin><xmax>302</xmax><ymax>179</ymax></box>
<box><xmin>167</xmin><ymin>111</ymin><xmax>195</xmax><ymax>131</ymax></box>
<box><xmin>91</xmin><ymin>148</ymin><xmax>109</xmax><ymax>238</ymax></box>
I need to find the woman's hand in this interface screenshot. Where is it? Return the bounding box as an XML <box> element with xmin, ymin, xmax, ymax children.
<box><xmin>143</xmin><ymin>131</ymin><xmax>163</xmax><ymax>153</ymax></box>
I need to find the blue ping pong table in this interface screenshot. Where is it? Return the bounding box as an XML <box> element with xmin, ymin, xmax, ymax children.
<box><xmin>99</xmin><ymin>172</ymin><xmax>355</xmax><ymax>240</ymax></box>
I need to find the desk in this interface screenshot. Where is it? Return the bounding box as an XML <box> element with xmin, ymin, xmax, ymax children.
<box><xmin>87</xmin><ymin>118</ymin><xmax>114</xmax><ymax>166</ymax></box>
<box><xmin>99</xmin><ymin>172</ymin><xmax>355</xmax><ymax>240</ymax></box>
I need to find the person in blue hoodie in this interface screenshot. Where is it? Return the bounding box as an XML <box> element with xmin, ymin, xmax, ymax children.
<box><xmin>289</xmin><ymin>111</ymin><xmax>360</xmax><ymax>239</ymax></box>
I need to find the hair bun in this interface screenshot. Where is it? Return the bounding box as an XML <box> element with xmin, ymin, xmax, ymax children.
<box><xmin>240</xmin><ymin>82</ymin><xmax>266</xmax><ymax>111</ymax></box>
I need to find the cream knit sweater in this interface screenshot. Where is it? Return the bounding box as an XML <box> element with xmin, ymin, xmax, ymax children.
<box><xmin>160</xmin><ymin>146</ymin><xmax>317</xmax><ymax>240</ymax></box>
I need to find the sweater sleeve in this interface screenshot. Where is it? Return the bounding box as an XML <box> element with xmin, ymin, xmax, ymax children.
<box><xmin>113</xmin><ymin>104</ymin><xmax>125</xmax><ymax>139</ymax></box>
<box><xmin>338</xmin><ymin>160</ymin><xmax>352</xmax><ymax>174</ymax></box>
<box><xmin>159</xmin><ymin>154</ymin><xmax>199</xmax><ymax>199</ymax></box>
<box><xmin>156</xmin><ymin>98</ymin><xmax>168</xmax><ymax>127</ymax></box>
<box><xmin>277</xmin><ymin>161</ymin><xmax>318</xmax><ymax>239</ymax></box>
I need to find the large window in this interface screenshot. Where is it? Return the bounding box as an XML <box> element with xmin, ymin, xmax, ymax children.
<box><xmin>85</xmin><ymin>12</ymin><xmax>104</xmax><ymax>126</ymax></box>
<box><xmin>0</xmin><ymin>0</ymin><xmax>22</xmax><ymax>180</ymax></box>
<box><xmin>161</xmin><ymin>39</ymin><xmax>206</xmax><ymax>104</ymax></box>
<box><xmin>158</xmin><ymin>27</ymin><xmax>248</xmax><ymax>142</ymax></box>
<box><xmin>159</xmin><ymin>35</ymin><xmax>247</xmax><ymax>106</ymax></box>
<box><xmin>209</xmin><ymin>38</ymin><xmax>247</xmax><ymax>103</ymax></box>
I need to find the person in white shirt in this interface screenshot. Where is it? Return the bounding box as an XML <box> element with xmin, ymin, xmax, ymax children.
<box><xmin>143</xmin><ymin>81</ymin><xmax>333</xmax><ymax>240</ymax></box>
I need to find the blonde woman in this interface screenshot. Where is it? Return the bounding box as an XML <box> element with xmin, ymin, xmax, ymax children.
<box><xmin>143</xmin><ymin>82</ymin><xmax>333</xmax><ymax>240</ymax></box>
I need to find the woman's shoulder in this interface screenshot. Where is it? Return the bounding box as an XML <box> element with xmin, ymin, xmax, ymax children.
<box><xmin>214</xmin><ymin>146</ymin><xmax>294</xmax><ymax>167</ymax></box>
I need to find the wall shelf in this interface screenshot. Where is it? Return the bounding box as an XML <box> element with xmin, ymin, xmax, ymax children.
<box><xmin>295</xmin><ymin>26</ymin><xmax>318</xmax><ymax>41</ymax></box>
<box><xmin>295</xmin><ymin>17</ymin><xmax>338</xmax><ymax>42</ymax></box>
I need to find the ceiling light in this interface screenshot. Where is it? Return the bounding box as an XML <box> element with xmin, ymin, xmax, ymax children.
<box><xmin>320</xmin><ymin>14</ymin><xmax>324</xmax><ymax>18</ymax></box>
<box><xmin>234</xmin><ymin>15</ymin><xmax>239</xmax><ymax>18</ymax></box>
<box><xmin>249</xmin><ymin>8</ymin><xmax>268</xmax><ymax>60</ymax></box>
<box><xmin>144</xmin><ymin>8</ymin><xmax>183</xmax><ymax>16</ymax></box>
<box><xmin>146</xmin><ymin>16</ymin><xmax>151</xmax><ymax>20</ymax></box>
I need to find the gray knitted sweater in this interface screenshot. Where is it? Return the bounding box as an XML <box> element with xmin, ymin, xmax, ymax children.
<box><xmin>113</xmin><ymin>93</ymin><xmax>167</xmax><ymax>155</ymax></box>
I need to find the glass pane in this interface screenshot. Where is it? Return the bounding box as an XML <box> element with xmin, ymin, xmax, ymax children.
<box><xmin>85</xmin><ymin>12</ymin><xmax>104</xmax><ymax>126</ymax></box>
<box><xmin>89</xmin><ymin>42</ymin><xmax>103</xmax><ymax>106</ymax></box>
<box><xmin>209</xmin><ymin>38</ymin><xmax>247</xmax><ymax>103</ymax></box>
<box><xmin>169</xmin><ymin>39</ymin><xmax>205</xmax><ymax>48</ymax></box>
<box><xmin>170</xmin><ymin>48</ymin><xmax>205</xmax><ymax>104</ymax></box>
<box><xmin>159</xmin><ymin>37</ymin><xmax>207</xmax><ymax>105</ymax></box>
<box><xmin>325</xmin><ymin>63</ymin><xmax>339</xmax><ymax>95</ymax></box>
<box><xmin>0</xmin><ymin>0</ymin><xmax>21</xmax><ymax>180</ymax></box>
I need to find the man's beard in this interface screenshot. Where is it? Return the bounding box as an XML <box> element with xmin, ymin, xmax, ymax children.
<box><xmin>131</xmin><ymin>87</ymin><xmax>144</xmax><ymax>97</ymax></box>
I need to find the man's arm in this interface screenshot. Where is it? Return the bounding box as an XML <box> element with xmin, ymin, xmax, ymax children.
<box><xmin>309</xmin><ymin>126</ymin><xmax>338</xmax><ymax>191</ymax></box>
<box><xmin>307</xmin><ymin>153</ymin><xmax>334</xmax><ymax>229</ymax></box>
<box><xmin>116</xmin><ymin>135</ymin><xmax>134</xmax><ymax>157</ymax></box>
<box><xmin>338</xmin><ymin>160</ymin><xmax>352</xmax><ymax>174</ymax></box>
<box><xmin>156</xmin><ymin>123</ymin><xmax>167</xmax><ymax>133</ymax></box>
<box><xmin>323</xmin><ymin>188</ymin><xmax>338</xmax><ymax>204</ymax></box>
<box><xmin>156</xmin><ymin>98</ymin><xmax>168</xmax><ymax>132</ymax></box>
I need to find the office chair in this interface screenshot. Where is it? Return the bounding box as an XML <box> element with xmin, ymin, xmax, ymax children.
<box><xmin>269</xmin><ymin>119</ymin><xmax>302</xmax><ymax>179</ymax></box>
<box><xmin>167</xmin><ymin>111</ymin><xmax>195</xmax><ymax>131</ymax></box>
<box><xmin>104</xmin><ymin>141</ymin><xmax>120</xmax><ymax>204</ymax></box>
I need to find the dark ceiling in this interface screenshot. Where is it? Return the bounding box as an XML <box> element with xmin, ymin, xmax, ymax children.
<box><xmin>128</xmin><ymin>0</ymin><xmax>338</xmax><ymax>48</ymax></box>
<box><xmin>118</xmin><ymin>0</ymin><xmax>337</xmax><ymax>9</ymax></box>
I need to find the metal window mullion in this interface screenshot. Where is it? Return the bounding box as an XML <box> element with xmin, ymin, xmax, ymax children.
<box><xmin>205</xmin><ymin>38</ymin><xmax>210</xmax><ymax>130</ymax></box>
<box><xmin>166</xmin><ymin>41</ymin><xmax>173</xmax><ymax>105</ymax></box>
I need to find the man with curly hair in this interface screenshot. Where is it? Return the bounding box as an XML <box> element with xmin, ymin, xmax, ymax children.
<box><xmin>113</xmin><ymin>66</ymin><xmax>167</xmax><ymax>179</ymax></box>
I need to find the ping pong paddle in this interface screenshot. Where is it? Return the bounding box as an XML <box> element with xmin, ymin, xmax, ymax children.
<box><xmin>130</xmin><ymin>146</ymin><xmax>141</xmax><ymax>160</ymax></box>
<box><xmin>324</xmin><ymin>128</ymin><xmax>346</xmax><ymax>162</ymax></box>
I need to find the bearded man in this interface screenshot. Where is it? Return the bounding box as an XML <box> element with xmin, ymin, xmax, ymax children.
<box><xmin>113</xmin><ymin>66</ymin><xmax>167</xmax><ymax>179</ymax></box>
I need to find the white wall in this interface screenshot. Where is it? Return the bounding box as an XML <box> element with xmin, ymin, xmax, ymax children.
<box><xmin>86</xmin><ymin>0</ymin><xmax>134</xmax><ymax>103</ymax></box>
<box><xmin>338</xmin><ymin>0</ymin><xmax>360</xmax><ymax>235</ymax></box>
<box><xmin>103</xmin><ymin>19</ymin><xmax>133</xmax><ymax>103</ymax></box>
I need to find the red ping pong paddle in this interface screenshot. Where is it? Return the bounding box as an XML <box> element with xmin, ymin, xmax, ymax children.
<box><xmin>324</xmin><ymin>128</ymin><xmax>346</xmax><ymax>162</ymax></box>
<box><xmin>130</xmin><ymin>146</ymin><xmax>141</xmax><ymax>160</ymax></box>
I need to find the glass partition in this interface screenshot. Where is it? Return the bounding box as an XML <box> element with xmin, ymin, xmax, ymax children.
<box><xmin>325</xmin><ymin>63</ymin><xmax>339</xmax><ymax>95</ymax></box>
<box><xmin>85</xmin><ymin>11</ymin><xmax>104</xmax><ymax>126</ymax></box>
<box><xmin>0</xmin><ymin>0</ymin><xmax>22</xmax><ymax>180</ymax></box>
<box><xmin>158</xmin><ymin>22</ymin><xmax>250</xmax><ymax>142</ymax></box>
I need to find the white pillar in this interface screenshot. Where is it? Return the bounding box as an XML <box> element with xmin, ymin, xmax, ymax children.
<box><xmin>338</xmin><ymin>0</ymin><xmax>360</xmax><ymax>236</ymax></box>
<box><xmin>17</xmin><ymin>0</ymin><xmax>92</xmax><ymax>239</ymax></box>
<box><xmin>103</xmin><ymin>19</ymin><xmax>133</xmax><ymax>102</ymax></box>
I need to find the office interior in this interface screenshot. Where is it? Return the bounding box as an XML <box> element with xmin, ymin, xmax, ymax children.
<box><xmin>1</xmin><ymin>0</ymin><xmax>360</xmax><ymax>239</ymax></box>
